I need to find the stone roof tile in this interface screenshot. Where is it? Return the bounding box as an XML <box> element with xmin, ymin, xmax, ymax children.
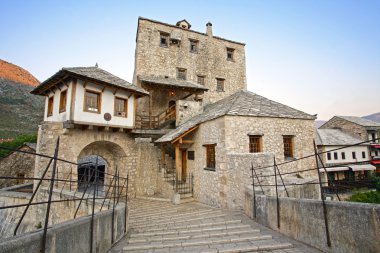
<box><xmin>316</xmin><ymin>129</ymin><xmax>366</xmax><ymax>146</ymax></box>
<box><xmin>138</xmin><ymin>75</ymin><xmax>208</xmax><ymax>91</ymax></box>
<box><xmin>336</xmin><ymin>116</ymin><xmax>380</xmax><ymax>127</ymax></box>
<box><xmin>156</xmin><ymin>90</ymin><xmax>316</xmax><ymax>143</ymax></box>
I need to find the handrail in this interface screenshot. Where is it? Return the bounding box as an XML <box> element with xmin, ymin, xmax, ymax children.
<box><xmin>136</xmin><ymin>104</ymin><xmax>176</xmax><ymax>129</ymax></box>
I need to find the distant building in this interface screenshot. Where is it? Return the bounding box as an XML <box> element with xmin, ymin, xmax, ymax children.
<box><xmin>320</xmin><ymin>116</ymin><xmax>380</xmax><ymax>175</ymax></box>
<box><xmin>0</xmin><ymin>143</ymin><xmax>36</xmax><ymax>188</ymax></box>
<box><xmin>316</xmin><ymin>129</ymin><xmax>375</xmax><ymax>186</ymax></box>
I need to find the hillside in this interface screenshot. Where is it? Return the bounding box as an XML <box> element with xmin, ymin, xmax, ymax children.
<box><xmin>0</xmin><ymin>60</ymin><xmax>39</xmax><ymax>87</ymax></box>
<box><xmin>0</xmin><ymin>78</ymin><xmax>44</xmax><ymax>139</ymax></box>
<box><xmin>363</xmin><ymin>112</ymin><xmax>380</xmax><ymax>123</ymax></box>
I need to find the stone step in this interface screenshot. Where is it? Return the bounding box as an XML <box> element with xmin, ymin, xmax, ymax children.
<box><xmin>130</xmin><ymin>213</ymin><xmax>228</xmax><ymax>230</ymax></box>
<box><xmin>130</xmin><ymin>219</ymin><xmax>244</xmax><ymax>236</ymax></box>
<box><xmin>130</xmin><ymin>224</ymin><xmax>253</xmax><ymax>238</ymax></box>
<box><xmin>123</xmin><ymin>235</ymin><xmax>284</xmax><ymax>252</ymax></box>
<box><xmin>128</xmin><ymin>228</ymin><xmax>261</xmax><ymax>243</ymax></box>
<box><xmin>130</xmin><ymin>209</ymin><xmax>222</xmax><ymax>224</ymax></box>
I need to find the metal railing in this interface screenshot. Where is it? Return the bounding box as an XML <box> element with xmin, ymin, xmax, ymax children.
<box><xmin>0</xmin><ymin>137</ymin><xmax>129</xmax><ymax>252</ymax></box>
<box><xmin>249</xmin><ymin>137</ymin><xmax>380</xmax><ymax>249</ymax></box>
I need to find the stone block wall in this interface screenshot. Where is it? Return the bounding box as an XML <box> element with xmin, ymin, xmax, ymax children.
<box><xmin>176</xmin><ymin>100</ymin><xmax>203</xmax><ymax>126</ymax></box>
<box><xmin>133</xmin><ymin>18</ymin><xmax>247</xmax><ymax>107</ymax></box>
<box><xmin>0</xmin><ymin>146</ymin><xmax>35</xmax><ymax>188</ymax></box>
<box><xmin>320</xmin><ymin>117</ymin><xmax>368</xmax><ymax>141</ymax></box>
<box><xmin>245</xmin><ymin>189</ymin><xmax>380</xmax><ymax>253</ymax></box>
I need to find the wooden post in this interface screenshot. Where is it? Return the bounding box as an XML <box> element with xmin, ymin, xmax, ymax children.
<box><xmin>175</xmin><ymin>143</ymin><xmax>180</xmax><ymax>181</ymax></box>
<box><xmin>162</xmin><ymin>143</ymin><xmax>166</xmax><ymax>167</ymax></box>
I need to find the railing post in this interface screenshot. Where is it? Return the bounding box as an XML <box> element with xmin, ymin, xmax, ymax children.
<box><xmin>313</xmin><ymin>140</ymin><xmax>331</xmax><ymax>247</ymax></box>
<box><xmin>124</xmin><ymin>174</ymin><xmax>129</xmax><ymax>234</ymax></box>
<box><xmin>90</xmin><ymin>156</ymin><xmax>98</xmax><ymax>253</ymax></box>
<box><xmin>14</xmin><ymin>158</ymin><xmax>53</xmax><ymax>236</ymax></box>
<box><xmin>273</xmin><ymin>156</ymin><xmax>280</xmax><ymax>229</ymax></box>
<box><xmin>41</xmin><ymin>137</ymin><xmax>60</xmax><ymax>253</ymax></box>
<box><xmin>111</xmin><ymin>169</ymin><xmax>117</xmax><ymax>244</ymax></box>
<box><xmin>274</xmin><ymin>158</ymin><xmax>289</xmax><ymax>197</ymax></box>
<box><xmin>251</xmin><ymin>163</ymin><xmax>256</xmax><ymax>219</ymax></box>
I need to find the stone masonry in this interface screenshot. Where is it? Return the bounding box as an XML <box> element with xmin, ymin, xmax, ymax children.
<box><xmin>133</xmin><ymin>17</ymin><xmax>247</xmax><ymax>111</ymax></box>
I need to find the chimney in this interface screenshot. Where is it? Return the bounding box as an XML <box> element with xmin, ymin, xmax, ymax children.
<box><xmin>206</xmin><ymin>22</ymin><xmax>213</xmax><ymax>37</ymax></box>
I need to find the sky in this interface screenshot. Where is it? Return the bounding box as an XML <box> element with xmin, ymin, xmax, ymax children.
<box><xmin>1</xmin><ymin>0</ymin><xmax>379</xmax><ymax>120</ymax></box>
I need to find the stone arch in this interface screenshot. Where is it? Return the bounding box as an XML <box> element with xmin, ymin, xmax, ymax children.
<box><xmin>77</xmin><ymin>141</ymin><xmax>127</xmax><ymax>194</ymax></box>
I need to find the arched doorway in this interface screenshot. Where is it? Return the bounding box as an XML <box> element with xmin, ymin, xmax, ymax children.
<box><xmin>77</xmin><ymin>155</ymin><xmax>107</xmax><ymax>196</ymax></box>
<box><xmin>77</xmin><ymin>141</ymin><xmax>127</xmax><ymax>196</ymax></box>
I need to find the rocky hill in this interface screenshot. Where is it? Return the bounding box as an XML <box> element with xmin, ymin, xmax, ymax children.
<box><xmin>0</xmin><ymin>60</ymin><xmax>43</xmax><ymax>139</ymax></box>
<box><xmin>363</xmin><ymin>112</ymin><xmax>380</xmax><ymax>123</ymax></box>
<box><xmin>0</xmin><ymin>59</ymin><xmax>39</xmax><ymax>86</ymax></box>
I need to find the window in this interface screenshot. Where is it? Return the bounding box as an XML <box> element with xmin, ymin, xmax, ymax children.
<box><xmin>249</xmin><ymin>135</ymin><xmax>262</xmax><ymax>153</ymax></box>
<box><xmin>16</xmin><ymin>173</ymin><xmax>25</xmax><ymax>184</ymax></box>
<box><xmin>341</xmin><ymin>152</ymin><xmax>346</xmax><ymax>160</ymax></box>
<box><xmin>189</xmin><ymin>39</ymin><xmax>198</xmax><ymax>53</ymax></box>
<box><xmin>362</xmin><ymin>151</ymin><xmax>366</xmax><ymax>159</ymax></box>
<box><xmin>84</xmin><ymin>90</ymin><xmax>101</xmax><ymax>113</ymax></box>
<box><xmin>327</xmin><ymin>152</ymin><xmax>331</xmax><ymax>160</ymax></box>
<box><xmin>197</xmin><ymin>75</ymin><xmax>205</xmax><ymax>85</ymax></box>
<box><xmin>216</xmin><ymin>78</ymin><xmax>225</xmax><ymax>92</ymax></box>
<box><xmin>375</xmin><ymin>151</ymin><xmax>379</xmax><ymax>156</ymax></box>
<box><xmin>114</xmin><ymin>97</ymin><xmax>128</xmax><ymax>117</ymax></box>
<box><xmin>352</xmin><ymin>152</ymin><xmax>356</xmax><ymax>159</ymax></box>
<box><xmin>204</xmin><ymin>144</ymin><xmax>216</xmax><ymax>169</ymax></box>
<box><xmin>333</xmin><ymin>152</ymin><xmax>338</xmax><ymax>160</ymax></box>
<box><xmin>370</xmin><ymin>132</ymin><xmax>376</xmax><ymax>142</ymax></box>
<box><xmin>283</xmin><ymin>136</ymin><xmax>294</xmax><ymax>159</ymax></box>
<box><xmin>188</xmin><ymin>151</ymin><xmax>195</xmax><ymax>160</ymax></box>
<box><xmin>47</xmin><ymin>96</ymin><xmax>54</xmax><ymax>117</ymax></box>
<box><xmin>177</xmin><ymin>68</ymin><xmax>187</xmax><ymax>80</ymax></box>
<box><xmin>226</xmin><ymin>47</ymin><xmax>235</xmax><ymax>61</ymax></box>
<box><xmin>59</xmin><ymin>90</ymin><xmax>67</xmax><ymax>113</ymax></box>
<box><xmin>160</xmin><ymin>32</ymin><xmax>169</xmax><ymax>47</ymax></box>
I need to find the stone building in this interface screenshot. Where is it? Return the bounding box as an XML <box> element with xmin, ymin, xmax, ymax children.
<box><xmin>133</xmin><ymin>17</ymin><xmax>246</xmax><ymax>127</ymax></box>
<box><xmin>0</xmin><ymin>143</ymin><xmax>36</xmax><ymax>188</ymax></box>
<box><xmin>30</xmin><ymin>17</ymin><xmax>319</xmax><ymax>210</ymax></box>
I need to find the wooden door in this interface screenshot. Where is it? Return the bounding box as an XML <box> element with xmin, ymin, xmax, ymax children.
<box><xmin>181</xmin><ymin>149</ymin><xmax>187</xmax><ymax>181</ymax></box>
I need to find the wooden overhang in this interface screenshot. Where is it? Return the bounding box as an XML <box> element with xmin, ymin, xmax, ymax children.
<box><xmin>138</xmin><ymin>76</ymin><xmax>208</xmax><ymax>93</ymax></box>
<box><xmin>31</xmin><ymin>68</ymin><xmax>149</xmax><ymax>98</ymax></box>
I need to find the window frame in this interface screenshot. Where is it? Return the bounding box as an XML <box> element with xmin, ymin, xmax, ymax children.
<box><xmin>327</xmin><ymin>152</ymin><xmax>331</xmax><ymax>160</ymax></box>
<box><xmin>189</xmin><ymin>39</ymin><xmax>199</xmax><ymax>53</ymax></box>
<box><xmin>362</xmin><ymin>151</ymin><xmax>366</xmax><ymax>159</ymax></box>
<box><xmin>177</xmin><ymin>68</ymin><xmax>187</xmax><ymax>80</ymax></box>
<box><xmin>226</xmin><ymin>47</ymin><xmax>235</xmax><ymax>61</ymax></box>
<box><xmin>341</xmin><ymin>152</ymin><xmax>346</xmax><ymax>160</ymax></box>
<box><xmin>283</xmin><ymin>135</ymin><xmax>294</xmax><ymax>159</ymax></box>
<box><xmin>249</xmin><ymin>135</ymin><xmax>263</xmax><ymax>153</ymax></box>
<box><xmin>204</xmin><ymin>144</ymin><xmax>216</xmax><ymax>170</ymax></box>
<box><xmin>59</xmin><ymin>89</ymin><xmax>67</xmax><ymax>113</ymax></box>
<box><xmin>352</xmin><ymin>151</ymin><xmax>356</xmax><ymax>159</ymax></box>
<box><xmin>47</xmin><ymin>96</ymin><xmax>54</xmax><ymax>117</ymax></box>
<box><xmin>216</xmin><ymin>78</ymin><xmax>225</xmax><ymax>92</ymax></box>
<box><xmin>160</xmin><ymin>32</ymin><xmax>169</xmax><ymax>47</ymax></box>
<box><xmin>114</xmin><ymin>96</ymin><xmax>128</xmax><ymax>117</ymax></box>
<box><xmin>84</xmin><ymin>89</ymin><xmax>101</xmax><ymax>114</ymax></box>
<box><xmin>333</xmin><ymin>152</ymin><xmax>338</xmax><ymax>160</ymax></box>
<box><xmin>197</xmin><ymin>75</ymin><xmax>205</xmax><ymax>85</ymax></box>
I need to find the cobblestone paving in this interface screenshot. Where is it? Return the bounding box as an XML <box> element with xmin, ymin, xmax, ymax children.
<box><xmin>110</xmin><ymin>199</ymin><xmax>322</xmax><ymax>253</ymax></box>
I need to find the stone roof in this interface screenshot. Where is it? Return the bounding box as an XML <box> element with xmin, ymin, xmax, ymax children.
<box><xmin>316</xmin><ymin>129</ymin><xmax>366</xmax><ymax>146</ymax></box>
<box><xmin>138</xmin><ymin>75</ymin><xmax>208</xmax><ymax>91</ymax></box>
<box><xmin>156</xmin><ymin>90</ymin><xmax>316</xmax><ymax>143</ymax></box>
<box><xmin>32</xmin><ymin>67</ymin><xmax>148</xmax><ymax>97</ymax></box>
<box><xmin>336</xmin><ymin>116</ymin><xmax>380</xmax><ymax>127</ymax></box>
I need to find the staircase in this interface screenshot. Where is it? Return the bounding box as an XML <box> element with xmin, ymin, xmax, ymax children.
<box><xmin>109</xmin><ymin>199</ymin><xmax>313</xmax><ymax>253</ymax></box>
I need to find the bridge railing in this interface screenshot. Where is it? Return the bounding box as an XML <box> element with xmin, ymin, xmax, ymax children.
<box><xmin>0</xmin><ymin>137</ymin><xmax>129</xmax><ymax>253</ymax></box>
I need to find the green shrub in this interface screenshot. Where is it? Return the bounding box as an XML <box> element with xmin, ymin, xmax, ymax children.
<box><xmin>349</xmin><ymin>190</ymin><xmax>380</xmax><ymax>204</ymax></box>
<box><xmin>0</xmin><ymin>133</ymin><xmax>37</xmax><ymax>158</ymax></box>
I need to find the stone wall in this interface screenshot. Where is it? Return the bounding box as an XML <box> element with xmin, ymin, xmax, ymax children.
<box><xmin>35</xmin><ymin>122</ymin><xmax>138</xmax><ymax>196</ymax></box>
<box><xmin>320</xmin><ymin>117</ymin><xmax>368</xmax><ymax>141</ymax></box>
<box><xmin>0</xmin><ymin>145</ymin><xmax>35</xmax><ymax>188</ymax></box>
<box><xmin>133</xmin><ymin>18</ymin><xmax>247</xmax><ymax>107</ymax></box>
<box><xmin>176</xmin><ymin>100</ymin><xmax>203</xmax><ymax>126</ymax></box>
<box><xmin>0</xmin><ymin>201</ymin><xmax>127</xmax><ymax>253</ymax></box>
<box><xmin>244</xmin><ymin>189</ymin><xmax>380</xmax><ymax>253</ymax></box>
<box><xmin>185</xmin><ymin>115</ymin><xmax>318</xmax><ymax>209</ymax></box>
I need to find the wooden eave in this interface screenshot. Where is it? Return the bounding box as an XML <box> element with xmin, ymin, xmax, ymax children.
<box><xmin>32</xmin><ymin>70</ymin><xmax>149</xmax><ymax>98</ymax></box>
<box><xmin>171</xmin><ymin>125</ymin><xmax>199</xmax><ymax>144</ymax></box>
<box><xmin>141</xmin><ymin>80</ymin><xmax>207</xmax><ymax>93</ymax></box>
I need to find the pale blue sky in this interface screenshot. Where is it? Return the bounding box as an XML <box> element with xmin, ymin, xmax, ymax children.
<box><xmin>1</xmin><ymin>0</ymin><xmax>379</xmax><ymax>120</ymax></box>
